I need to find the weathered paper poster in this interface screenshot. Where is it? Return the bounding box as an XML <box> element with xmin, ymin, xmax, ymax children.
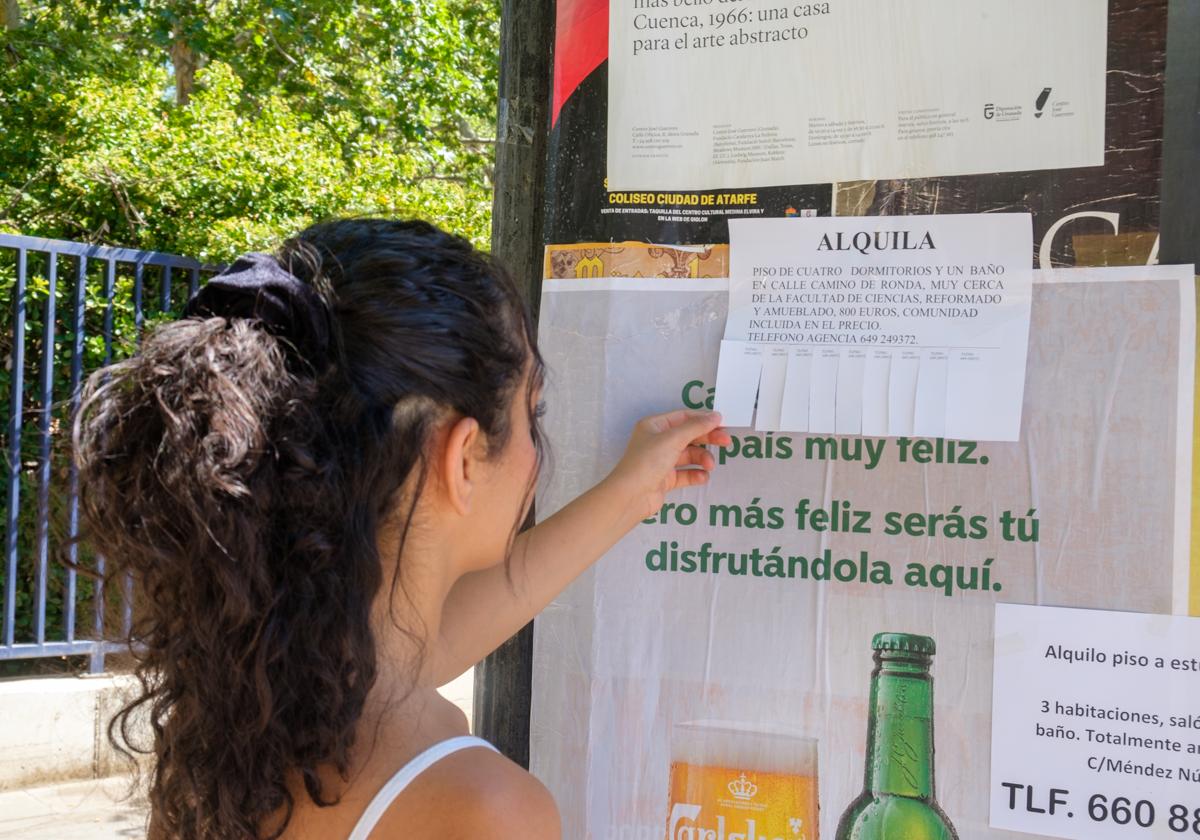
<box><xmin>549</xmin><ymin>1</ymin><xmax>1164</xmax><ymax>263</ymax></box>
<box><xmin>607</xmin><ymin>0</ymin><xmax>1107</xmax><ymax>191</ymax></box>
<box><xmin>530</xmin><ymin>264</ymin><xmax>1194</xmax><ymax>839</ymax></box>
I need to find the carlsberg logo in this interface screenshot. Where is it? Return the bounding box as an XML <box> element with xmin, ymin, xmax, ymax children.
<box><xmin>669</xmin><ymin>803</ymin><xmax>786</xmax><ymax>840</ymax></box>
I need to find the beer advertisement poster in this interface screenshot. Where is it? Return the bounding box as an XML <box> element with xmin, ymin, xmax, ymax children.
<box><xmin>532</xmin><ymin>262</ymin><xmax>1193</xmax><ymax>839</ymax></box>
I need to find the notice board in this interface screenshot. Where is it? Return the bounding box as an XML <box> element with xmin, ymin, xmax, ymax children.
<box><xmin>531</xmin><ymin>3</ymin><xmax>1198</xmax><ymax>839</ymax></box>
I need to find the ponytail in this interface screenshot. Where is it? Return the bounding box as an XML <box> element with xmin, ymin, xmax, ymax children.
<box><xmin>76</xmin><ymin>314</ymin><xmax>379</xmax><ymax>838</ymax></box>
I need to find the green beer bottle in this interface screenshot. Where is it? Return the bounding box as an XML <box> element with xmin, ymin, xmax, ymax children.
<box><xmin>834</xmin><ymin>632</ymin><xmax>959</xmax><ymax>840</ymax></box>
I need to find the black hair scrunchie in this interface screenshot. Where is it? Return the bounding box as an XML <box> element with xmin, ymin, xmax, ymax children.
<box><xmin>184</xmin><ymin>253</ymin><xmax>332</xmax><ymax>366</ymax></box>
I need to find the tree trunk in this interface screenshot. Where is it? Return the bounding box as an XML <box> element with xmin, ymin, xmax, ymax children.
<box><xmin>489</xmin><ymin>0</ymin><xmax>554</xmax><ymax>317</ymax></box>
<box><xmin>3</xmin><ymin>0</ymin><xmax>22</xmax><ymax>30</ymax></box>
<box><xmin>473</xmin><ymin>0</ymin><xmax>554</xmax><ymax>769</ymax></box>
<box><xmin>171</xmin><ymin>34</ymin><xmax>197</xmax><ymax>105</ymax></box>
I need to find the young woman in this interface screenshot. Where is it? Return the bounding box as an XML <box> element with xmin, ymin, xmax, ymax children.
<box><xmin>74</xmin><ymin>218</ymin><xmax>729</xmax><ymax>840</ymax></box>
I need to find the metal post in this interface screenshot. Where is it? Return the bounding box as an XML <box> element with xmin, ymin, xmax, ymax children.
<box><xmin>103</xmin><ymin>258</ymin><xmax>115</xmax><ymax>365</ymax></box>
<box><xmin>4</xmin><ymin>249</ymin><xmax>27</xmax><ymax>648</ymax></box>
<box><xmin>33</xmin><ymin>252</ymin><xmax>56</xmax><ymax>644</ymax></box>
<box><xmin>92</xmin><ymin>257</ymin><xmax>116</xmax><ymax>674</ymax></box>
<box><xmin>65</xmin><ymin>255</ymin><xmax>87</xmax><ymax>643</ymax></box>
<box><xmin>161</xmin><ymin>265</ymin><xmax>172</xmax><ymax>313</ymax></box>
<box><xmin>134</xmin><ymin>261</ymin><xmax>144</xmax><ymax>338</ymax></box>
<box><xmin>473</xmin><ymin>0</ymin><xmax>555</xmax><ymax>769</ymax></box>
<box><xmin>126</xmin><ymin>264</ymin><xmax>144</xmax><ymax>642</ymax></box>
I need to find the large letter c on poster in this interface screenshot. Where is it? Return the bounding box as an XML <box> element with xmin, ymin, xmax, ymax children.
<box><xmin>1038</xmin><ymin>211</ymin><xmax>1120</xmax><ymax>269</ymax></box>
<box><xmin>1039</xmin><ymin>211</ymin><xmax>1163</xmax><ymax>268</ymax></box>
<box><xmin>682</xmin><ymin>380</ymin><xmax>715</xmax><ymax>410</ymax></box>
<box><xmin>668</xmin><ymin>803</ymin><xmax>702</xmax><ymax>839</ymax></box>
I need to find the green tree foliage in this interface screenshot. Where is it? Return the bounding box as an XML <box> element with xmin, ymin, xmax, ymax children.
<box><xmin>0</xmin><ymin>1</ymin><xmax>499</xmax><ymax>667</ymax></box>
<box><xmin>0</xmin><ymin>0</ymin><xmax>500</xmax><ymax>260</ymax></box>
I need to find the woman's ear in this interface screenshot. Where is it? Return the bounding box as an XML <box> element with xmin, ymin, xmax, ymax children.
<box><xmin>440</xmin><ymin>416</ymin><xmax>481</xmax><ymax>516</ymax></box>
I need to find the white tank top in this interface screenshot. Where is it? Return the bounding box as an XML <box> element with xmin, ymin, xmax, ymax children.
<box><xmin>346</xmin><ymin>735</ymin><xmax>498</xmax><ymax>840</ymax></box>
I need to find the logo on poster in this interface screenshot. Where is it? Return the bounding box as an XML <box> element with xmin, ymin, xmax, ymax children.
<box><xmin>982</xmin><ymin>103</ymin><xmax>1023</xmax><ymax>122</ymax></box>
<box><xmin>1035</xmin><ymin>87</ymin><xmax>1052</xmax><ymax>118</ymax></box>
<box><xmin>668</xmin><ymin>803</ymin><xmax>789</xmax><ymax>840</ymax></box>
<box><xmin>729</xmin><ymin>774</ymin><xmax>759</xmax><ymax>801</ymax></box>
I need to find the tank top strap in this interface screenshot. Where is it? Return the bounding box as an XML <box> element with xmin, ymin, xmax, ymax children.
<box><xmin>346</xmin><ymin>735</ymin><xmax>498</xmax><ymax>840</ymax></box>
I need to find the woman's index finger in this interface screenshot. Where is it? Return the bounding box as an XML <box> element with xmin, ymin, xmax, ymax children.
<box><xmin>658</xmin><ymin>409</ymin><xmax>724</xmax><ymax>443</ymax></box>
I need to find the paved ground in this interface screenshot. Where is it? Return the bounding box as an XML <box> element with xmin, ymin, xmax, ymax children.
<box><xmin>0</xmin><ymin>670</ymin><xmax>476</xmax><ymax>839</ymax></box>
<box><xmin>0</xmin><ymin>776</ymin><xmax>147</xmax><ymax>840</ymax></box>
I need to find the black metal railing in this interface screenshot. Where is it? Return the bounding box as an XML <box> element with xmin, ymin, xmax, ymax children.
<box><xmin>1</xmin><ymin>233</ymin><xmax>219</xmax><ymax>673</ymax></box>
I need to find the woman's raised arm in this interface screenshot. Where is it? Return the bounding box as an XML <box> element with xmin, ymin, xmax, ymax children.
<box><xmin>429</xmin><ymin>409</ymin><xmax>729</xmax><ymax>685</ymax></box>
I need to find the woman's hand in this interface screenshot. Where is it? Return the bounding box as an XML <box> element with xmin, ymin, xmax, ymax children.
<box><xmin>604</xmin><ymin>409</ymin><xmax>732</xmax><ymax>522</ymax></box>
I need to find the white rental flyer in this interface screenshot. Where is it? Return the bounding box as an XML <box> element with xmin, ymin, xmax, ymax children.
<box><xmin>607</xmin><ymin>0</ymin><xmax>1108</xmax><ymax>190</ymax></box>
<box><xmin>716</xmin><ymin>214</ymin><xmax>1034</xmax><ymax>441</ymax></box>
<box><xmin>531</xmin><ymin>255</ymin><xmax>1194</xmax><ymax>840</ymax></box>
<box><xmin>990</xmin><ymin>604</ymin><xmax>1200</xmax><ymax>840</ymax></box>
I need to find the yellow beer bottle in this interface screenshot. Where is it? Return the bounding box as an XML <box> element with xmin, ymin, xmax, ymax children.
<box><xmin>834</xmin><ymin>633</ymin><xmax>959</xmax><ymax>840</ymax></box>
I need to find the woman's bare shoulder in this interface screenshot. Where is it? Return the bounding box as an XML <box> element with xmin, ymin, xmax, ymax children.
<box><xmin>372</xmin><ymin>745</ymin><xmax>561</xmax><ymax>839</ymax></box>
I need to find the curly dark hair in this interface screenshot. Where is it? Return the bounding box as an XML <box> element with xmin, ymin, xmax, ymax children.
<box><xmin>73</xmin><ymin>219</ymin><xmax>543</xmax><ymax>840</ymax></box>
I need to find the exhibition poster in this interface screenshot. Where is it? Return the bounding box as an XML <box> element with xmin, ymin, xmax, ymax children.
<box><xmin>549</xmin><ymin>0</ymin><xmax>1165</xmax><ymax>263</ymax></box>
<box><xmin>607</xmin><ymin>0</ymin><xmax>1107</xmax><ymax>190</ymax></box>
